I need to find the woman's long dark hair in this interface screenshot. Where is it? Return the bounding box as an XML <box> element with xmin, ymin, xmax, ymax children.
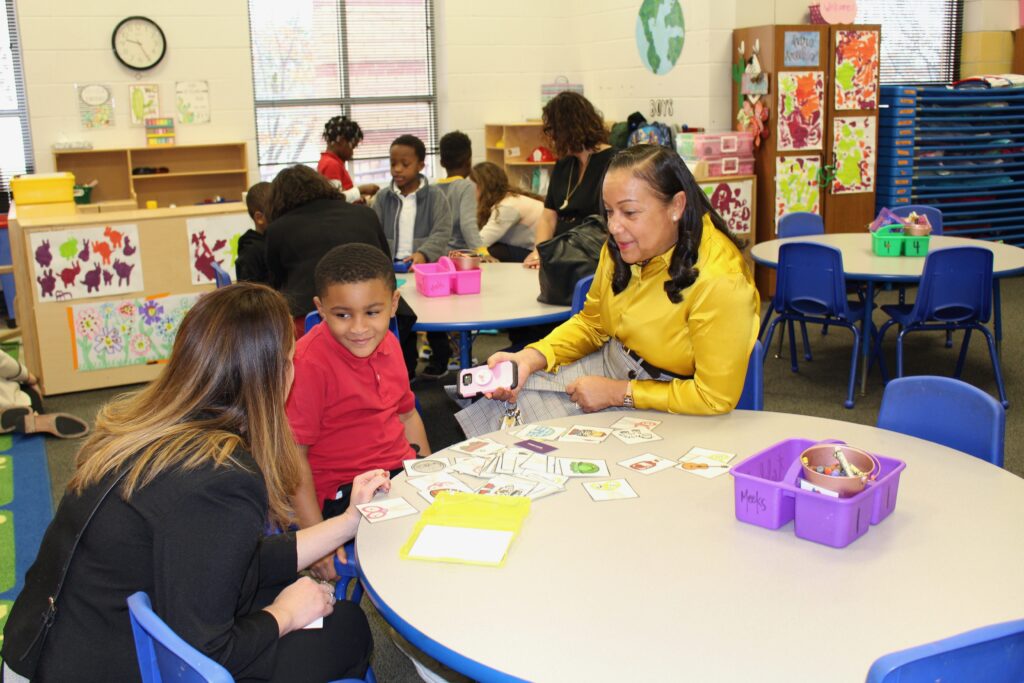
<box><xmin>605</xmin><ymin>145</ymin><xmax>743</xmax><ymax>303</ymax></box>
<box><xmin>267</xmin><ymin>164</ymin><xmax>341</xmax><ymax>221</ymax></box>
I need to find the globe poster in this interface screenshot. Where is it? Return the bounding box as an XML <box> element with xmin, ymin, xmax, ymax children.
<box><xmin>636</xmin><ymin>0</ymin><xmax>685</xmax><ymax>75</ymax></box>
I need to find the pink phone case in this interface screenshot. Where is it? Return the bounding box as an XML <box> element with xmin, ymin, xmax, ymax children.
<box><xmin>458</xmin><ymin>361</ymin><xmax>519</xmax><ymax>398</ymax></box>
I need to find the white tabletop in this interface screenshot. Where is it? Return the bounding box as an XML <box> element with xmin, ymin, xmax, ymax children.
<box><xmin>750</xmin><ymin>234</ymin><xmax>1024</xmax><ymax>281</ymax></box>
<box><xmin>398</xmin><ymin>263</ymin><xmax>572</xmax><ymax>330</ymax></box>
<box><xmin>356</xmin><ymin>410</ymin><xmax>1024</xmax><ymax>682</ymax></box>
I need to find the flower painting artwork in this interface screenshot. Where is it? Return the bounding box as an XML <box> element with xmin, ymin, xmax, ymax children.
<box><xmin>70</xmin><ymin>294</ymin><xmax>200</xmax><ymax>371</ymax></box>
<box><xmin>777</xmin><ymin>71</ymin><xmax>824</xmax><ymax>151</ymax></box>
<box><xmin>835</xmin><ymin>30</ymin><xmax>879</xmax><ymax>110</ymax></box>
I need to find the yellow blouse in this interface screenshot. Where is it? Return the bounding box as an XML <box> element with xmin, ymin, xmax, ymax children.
<box><xmin>528</xmin><ymin>214</ymin><xmax>760</xmax><ymax>415</ymax></box>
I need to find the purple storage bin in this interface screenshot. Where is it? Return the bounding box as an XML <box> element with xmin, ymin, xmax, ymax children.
<box><xmin>730</xmin><ymin>439</ymin><xmax>907</xmax><ymax>548</ymax></box>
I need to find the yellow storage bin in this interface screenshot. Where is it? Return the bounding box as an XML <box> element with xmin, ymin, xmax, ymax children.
<box><xmin>10</xmin><ymin>172</ymin><xmax>75</xmax><ymax>205</ymax></box>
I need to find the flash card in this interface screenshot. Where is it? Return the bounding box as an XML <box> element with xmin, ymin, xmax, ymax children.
<box><xmin>680</xmin><ymin>446</ymin><xmax>736</xmax><ymax>465</ymax></box>
<box><xmin>476</xmin><ymin>475</ymin><xmax>536</xmax><ymax>498</ymax></box>
<box><xmin>449</xmin><ymin>437</ymin><xmax>506</xmax><ymax>456</ymax></box>
<box><xmin>582</xmin><ymin>479</ymin><xmax>639</xmax><ymax>502</ymax></box>
<box><xmin>451</xmin><ymin>456</ymin><xmax>493</xmax><ymax>478</ymax></box>
<box><xmin>408</xmin><ymin>473</ymin><xmax>472</xmax><ymax>503</ymax></box>
<box><xmin>557</xmin><ymin>457</ymin><xmax>610</xmax><ymax>477</ymax></box>
<box><xmin>355</xmin><ymin>497</ymin><xmax>419</xmax><ymax>523</ymax></box>
<box><xmin>676</xmin><ymin>456</ymin><xmax>732</xmax><ymax>479</ymax></box>
<box><xmin>612</xmin><ymin>427</ymin><xmax>663</xmax><ymax>445</ymax></box>
<box><xmin>402</xmin><ymin>457</ymin><xmax>449</xmax><ymax>477</ymax></box>
<box><xmin>516</xmin><ymin>424</ymin><xmax>568</xmax><ymax>441</ymax></box>
<box><xmin>617</xmin><ymin>453</ymin><xmax>676</xmax><ymax>474</ymax></box>
<box><xmin>610</xmin><ymin>416</ymin><xmax>662</xmax><ymax>431</ymax></box>
<box><xmin>516</xmin><ymin>439</ymin><xmax>557</xmax><ymax>454</ymax></box>
<box><xmin>559</xmin><ymin>425</ymin><xmax>613</xmax><ymax>443</ymax></box>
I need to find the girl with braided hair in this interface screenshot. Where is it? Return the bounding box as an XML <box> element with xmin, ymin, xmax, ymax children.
<box><xmin>454</xmin><ymin>145</ymin><xmax>760</xmax><ymax>436</ymax></box>
<box><xmin>317</xmin><ymin>115</ymin><xmax>379</xmax><ymax>203</ymax></box>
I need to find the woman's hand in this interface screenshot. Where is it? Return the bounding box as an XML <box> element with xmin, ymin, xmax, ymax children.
<box><xmin>348</xmin><ymin>469</ymin><xmax>391</xmax><ymax>508</ymax></box>
<box><xmin>358</xmin><ymin>183</ymin><xmax>379</xmax><ymax>197</ymax></box>
<box><xmin>264</xmin><ymin>576</ymin><xmax>335</xmax><ymax>636</ymax></box>
<box><xmin>523</xmin><ymin>249</ymin><xmax>540</xmax><ymax>269</ymax></box>
<box><xmin>485</xmin><ymin>348</ymin><xmax>547</xmax><ymax>403</ymax></box>
<box><xmin>566</xmin><ymin>376</ymin><xmax>629</xmax><ymax>412</ymax></box>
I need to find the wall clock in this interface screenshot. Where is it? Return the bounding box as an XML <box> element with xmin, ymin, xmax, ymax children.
<box><xmin>112</xmin><ymin>16</ymin><xmax>167</xmax><ymax>71</ymax></box>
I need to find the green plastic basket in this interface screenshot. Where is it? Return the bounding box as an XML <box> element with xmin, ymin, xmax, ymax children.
<box><xmin>871</xmin><ymin>225</ymin><xmax>903</xmax><ymax>256</ymax></box>
<box><xmin>902</xmin><ymin>234</ymin><xmax>930</xmax><ymax>257</ymax></box>
<box><xmin>73</xmin><ymin>185</ymin><xmax>93</xmax><ymax>205</ymax></box>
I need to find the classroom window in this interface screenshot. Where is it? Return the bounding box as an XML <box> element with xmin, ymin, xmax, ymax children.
<box><xmin>0</xmin><ymin>0</ymin><xmax>34</xmax><ymax>196</ymax></box>
<box><xmin>247</xmin><ymin>0</ymin><xmax>438</xmax><ymax>185</ymax></box>
<box><xmin>856</xmin><ymin>0</ymin><xmax>963</xmax><ymax>85</ymax></box>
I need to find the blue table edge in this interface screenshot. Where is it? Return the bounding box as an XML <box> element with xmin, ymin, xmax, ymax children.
<box><xmin>355</xmin><ymin>545</ymin><xmax>530</xmax><ymax>683</ymax></box>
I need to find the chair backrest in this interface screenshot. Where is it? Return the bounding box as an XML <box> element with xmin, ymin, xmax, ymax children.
<box><xmin>305</xmin><ymin>310</ymin><xmax>401</xmax><ymax>341</ymax></box>
<box><xmin>777</xmin><ymin>212</ymin><xmax>824</xmax><ymax>238</ymax></box>
<box><xmin>127</xmin><ymin>592</ymin><xmax>233</xmax><ymax>683</ymax></box>
<box><xmin>910</xmin><ymin>246</ymin><xmax>993</xmax><ymax>324</ymax></box>
<box><xmin>775</xmin><ymin>242</ymin><xmax>850</xmax><ymax>318</ymax></box>
<box><xmin>890</xmin><ymin>204</ymin><xmax>944</xmax><ymax>235</ymax></box>
<box><xmin>877</xmin><ymin>375</ymin><xmax>1005</xmax><ymax>466</ymax></box>
<box><xmin>867</xmin><ymin>618</ymin><xmax>1024</xmax><ymax>683</ymax></box>
<box><xmin>210</xmin><ymin>262</ymin><xmax>232</xmax><ymax>289</ymax></box>
<box><xmin>571</xmin><ymin>274</ymin><xmax>595</xmax><ymax>314</ymax></box>
<box><xmin>736</xmin><ymin>340</ymin><xmax>763</xmax><ymax>411</ymax></box>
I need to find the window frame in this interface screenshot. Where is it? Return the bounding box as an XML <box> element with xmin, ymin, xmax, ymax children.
<box><xmin>855</xmin><ymin>0</ymin><xmax>964</xmax><ymax>86</ymax></box>
<box><xmin>1</xmin><ymin>0</ymin><xmax>35</xmax><ymax>196</ymax></box>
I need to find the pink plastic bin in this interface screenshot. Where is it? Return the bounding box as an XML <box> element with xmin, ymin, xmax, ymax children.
<box><xmin>730</xmin><ymin>438</ymin><xmax>907</xmax><ymax>548</ymax></box>
<box><xmin>413</xmin><ymin>256</ymin><xmax>481</xmax><ymax>297</ymax></box>
<box><xmin>704</xmin><ymin>157</ymin><xmax>755</xmax><ymax>176</ymax></box>
<box><xmin>676</xmin><ymin>131</ymin><xmax>755</xmax><ymax>160</ymax></box>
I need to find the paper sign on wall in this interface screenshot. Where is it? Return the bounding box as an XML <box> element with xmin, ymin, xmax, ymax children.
<box><xmin>186</xmin><ymin>214</ymin><xmax>252</xmax><ymax>284</ymax></box>
<box><xmin>784</xmin><ymin>31</ymin><xmax>820</xmax><ymax>67</ymax></box>
<box><xmin>77</xmin><ymin>84</ymin><xmax>114</xmax><ymax>129</ymax></box>
<box><xmin>128</xmin><ymin>84</ymin><xmax>160</xmax><ymax>126</ymax></box>
<box><xmin>701</xmin><ymin>178</ymin><xmax>754</xmax><ymax>235</ymax></box>
<box><xmin>176</xmin><ymin>80</ymin><xmax>211</xmax><ymax>124</ymax></box>
<box><xmin>31</xmin><ymin>224</ymin><xmax>143</xmax><ymax>302</ymax></box>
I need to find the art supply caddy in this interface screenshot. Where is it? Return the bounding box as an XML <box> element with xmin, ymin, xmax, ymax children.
<box><xmin>414</xmin><ymin>254</ymin><xmax>481</xmax><ymax>297</ymax></box>
<box><xmin>730</xmin><ymin>438</ymin><xmax>906</xmax><ymax>548</ymax></box>
<box><xmin>868</xmin><ymin>207</ymin><xmax>932</xmax><ymax>257</ymax></box>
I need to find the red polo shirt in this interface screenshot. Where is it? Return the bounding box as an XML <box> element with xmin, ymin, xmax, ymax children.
<box><xmin>317</xmin><ymin>151</ymin><xmax>354</xmax><ymax>191</ymax></box>
<box><xmin>286</xmin><ymin>323</ymin><xmax>416</xmax><ymax>504</ymax></box>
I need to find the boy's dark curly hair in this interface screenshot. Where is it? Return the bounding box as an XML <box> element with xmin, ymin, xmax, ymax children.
<box><xmin>542</xmin><ymin>92</ymin><xmax>608</xmax><ymax>157</ymax></box>
<box><xmin>323</xmin><ymin>115</ymin><xmax>364</xmax><ymax>145</ymax></box>
<box><xmin>391</xmin><ymin>134</ymin><xmax>426</xmax><ymax>162</ymax></box>
<box><xmin>605</xmin><ymin>145</ymin><xmax>744</xmax><ymax>304</ymax></box>
<box><xmin>439</xmin><ymin>131</ymin><xmax>472</xmax><ymax>170</ymax></box>
<box><xmin>266</xmin><ymin>165</ymin><xmax>341</xmax><ymax>222</ymax></box>
<box><xmin>245</xmin><ymin>181</ymin><xmax>271</xmax><ymax>220</ymax></box>
<box><xmin>314</xmin><ymin>243</ymin><xmax>396</xmax><ymax>298</ymax></box>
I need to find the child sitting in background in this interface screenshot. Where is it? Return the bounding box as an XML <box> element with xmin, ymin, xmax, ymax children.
<box><xmin>287</xmin><ymin>244</ymin><xmax>430</xmax><ymax>577</ymax></box>
<box><xmin>470</xmin><ymin>161</ymin><xmax>545</xmax><ymax>263</ymax></box>
<box><xmin>0</xmin><ymin>355</ymin><xmax>88</xmax><ymax>438</ymax></box>
<box><xmin>234</xmin><ymin>181</ymin><xmax>271</xmax><ymax>283</ymax></box>
<box><xmin>373</xmin><ymin>134</ymin><xmax>452</xmax><ymax>266</ymax></box>
<box><xmin>317</xmin><ymin>115</ymin><xmax>380</xmax><ymax>203</ymax></box>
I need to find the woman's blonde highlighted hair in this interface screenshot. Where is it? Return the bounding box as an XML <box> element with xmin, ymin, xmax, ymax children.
<box><xmin>69</xmin><ymin>283</ymin><xmax>301</xmax><ymax>526</ymax></box>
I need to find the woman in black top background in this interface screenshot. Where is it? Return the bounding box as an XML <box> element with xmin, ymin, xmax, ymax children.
<box><xmin>523</xmin><ymin>92</ymin><xmax>615</xmax><ymax>269</ymax></box>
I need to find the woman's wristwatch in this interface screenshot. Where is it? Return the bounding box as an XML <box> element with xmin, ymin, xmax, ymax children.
<box><xmin>622</xmin><ymin>381</ymin><xmax>634</xmax><ymax>408</ymax></box>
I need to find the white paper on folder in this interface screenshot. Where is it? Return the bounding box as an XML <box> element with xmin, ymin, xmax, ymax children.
<box><xmin>407</xmin><ymin>525</ymin><xmax>514</xmax><ymax>564</ymax></box>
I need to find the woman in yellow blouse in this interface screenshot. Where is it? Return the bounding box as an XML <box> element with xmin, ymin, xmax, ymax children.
<box><xmin>455</xmin><ymin>144</ymin><xmax>759</xmax><ymax>436</ymax></box>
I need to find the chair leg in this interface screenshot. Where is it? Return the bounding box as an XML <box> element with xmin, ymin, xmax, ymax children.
<box><xmin>945</xmin><ymin>325</ymin><xmax>954</xmax><ymax>349</ymax></box>
<box><xmin>895</xmin><ymin>328</ymin><xmax>908</xmax><ymax>378</ymax></box>
<box><xmin>799</xmin><ymin>321</ymin><xmax>812</xmax><ymax>361</ymax></box>
<box><xmin>775</xmin><ymin>320</ymin><xmax>787</xmax><ymax>359</ymax></box>
<box><xmin>954</xmin><ymin>328</ymin><xmax>973</xmax><ymax>379</ymax></box>
<box><xmin>977</xmin><ymin>324</ymin><xmax>1009</xmax><ymax>409</ymax></box>
<box><xmin>845</xmin><ymin>324</ymin><xmax>861</xmax><ymax>409</ymax></box>
<box><xmin>758</xmin><ymin>303</ymin><xmax>774</xmax><ymax>340</ymax></box>
<box><xmin>874</xmin><ymin>320</ymin><xmax>895</xmax><ymax>384</ymax></box>
<box><xmin>787</xmin><ymin>319</ymin><xmax>799</xmax><ymax>372</ymax></box>
<box><xmin>762</xmin><ymin>317</ymin><xmax>782</xmax><ymax>365</ymax></box>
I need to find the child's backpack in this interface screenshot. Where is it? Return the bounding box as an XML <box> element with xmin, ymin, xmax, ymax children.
<box><xmin>628</xmin><ymin>122</ymin><xmax>674</xmax><ymax>149</ymax></box>
<box><xmin>610</xmin><ymin>112</ymin><xmax>648</xmax><ymax>149</ymax></box>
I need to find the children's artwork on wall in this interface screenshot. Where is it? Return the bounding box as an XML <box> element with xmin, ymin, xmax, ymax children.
<box><xmin>835</xmin><ymin>30</ymin><xmax>879</xmax><ymax>110</ymax></box>
<box><xmin>777</xmin><ymin>71</ymin><xmax>823</xmax><ymax>151</ymax></box>
<box><xmin>783</xmin><ymin>31</ymin><xmax>820</xmax><ymax>67</ymax></box>
<box><xmin>69</xmin><ymin>293</ymin><xmax>200</xmax><ymax>372</ymax></box>
<box><xmin>186</xmin><ymin>214</ymin><xmax>249</xmax><ymax>284</ymax></box>
<box><xmin>832</xmin><ymin>116</ymin><xmax>876</xmax><ymax>194</ymax></box>
<box><xmin>701</xmin><ymin>178</ymin><xmax>753</xmax><ymax>236</ymax></box>
<box><xmin>77</xmin><ymin>84</ymin><xmax>114</xmax><ymax>129</ymax></box>
<box><xmin>775</xmin><ymin>156</ymin><xmax>821</xmax><ymax>220</ymax></box>
<box><xmin>31</xmin><ymin>224</ymin><xmax>143</xmax><ymax>302</ymax></box>
<box><xmin>128</xmin><ymin>84</ymin><xmax>160</xmax><ymax>126</ymax></box>
<box><xmin>176</xmin><ymin>80</ymin><xmax>211</xmax><ymax>124</ymax></box>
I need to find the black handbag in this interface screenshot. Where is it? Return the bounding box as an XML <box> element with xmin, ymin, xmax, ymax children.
<box><xmin>1</xmin><ymin>468</ymin><xmax>128</xmax><ymax>678</ymax></box>
<box><xmin>536</xmin><ymin>215</ymin><xmax>607</xmax><ymax>306</ymax></box>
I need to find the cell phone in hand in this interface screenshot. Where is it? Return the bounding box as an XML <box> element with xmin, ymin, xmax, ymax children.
<box><xmin>458</xmin><ymin>361</ymin><xmax>518</xmax><ymax>398</ymax></box>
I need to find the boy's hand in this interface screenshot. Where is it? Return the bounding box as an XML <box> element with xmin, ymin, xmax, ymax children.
<box><xmin>358</xmin><ymin>183</ymin><xmax>379</xmax><ymax>197</ymax></box>
<box><xmin>409</xmin><ymin>252</ymin><xmax>427</xmax><ymax>266</ymax></box>
<box><xmin>349</xmin><ymin>469</ymin><xmax>391</xmax><ymax>507</ymax></box>
<box><xmin>310</xmin><ymin>553</ymin><xmax>339</xmax><ymax>581</ymax></box>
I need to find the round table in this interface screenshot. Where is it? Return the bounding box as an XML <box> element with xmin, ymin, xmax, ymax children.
<box><xmin>355</xmin><ymin>410</ymin><xmax>1024</xmax><ymax>682</ymax></box>
<box><xmin>751</xmin><ymin>234</ymin><xmax>1024</xmax><ymax>392</ymax></box>
<box><xmin>399</xmin><ymin>263</ymin><xmax>572</xmax><ymax>368</ymax></box>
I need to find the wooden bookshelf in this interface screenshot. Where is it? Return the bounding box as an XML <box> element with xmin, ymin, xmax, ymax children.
<box><xmin>484</xmin><ymin>123</ymin><xmax>553</xmax><ymax>191</ymax></box>
<box><xmin>54</xmin><ymin>143</ymin><xmax>248</xmax><ymax>209</ymax></box>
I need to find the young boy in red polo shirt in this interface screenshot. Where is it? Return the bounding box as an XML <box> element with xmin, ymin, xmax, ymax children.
<box><xmin>288</xmin><ymin>244</ymin><xmax>430</xmax><ymax>539</ymax></box>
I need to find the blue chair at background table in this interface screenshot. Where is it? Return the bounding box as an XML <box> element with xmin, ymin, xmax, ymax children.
<box><xmin>761</xmin><ymin>242</ymin><xmax>866</xmax><ymax>408</ymax></box>
<box><xmin>210</xmin><ymin>262</ymin><xmax>232</xmax><ymax>289</ymax></box>
<box><xmin>873</xmin><ymin>246</ymin><xmax>1008</xmax><ymax>408</ymax></box>
<box><xmin>889</xmin><ymin>206</ymin><xmax>947</xmax><ymax>343</ymax></box>
<box><xmin>129</xmin><ymin>590</ymin><xmax>377</xmax><ymax>683</ymax></box>
<box><xmin>866</xmin><ymin>618</ymin><xmax>1024</xmax><ymax>683</ymax></box>
<box><xmin>877</xmin><ymin>375</ymin><xmax>1005</xmax><ymax>467</ymax></box>
<box><xmin>736</xmin><ymin>340</ymin><xmax>763</xmax><ymax>411</ymax></box>
<box><xmin>571</xmin><ymin>274</ymin><xmax>594</xmax><ymax>315</ymax></box>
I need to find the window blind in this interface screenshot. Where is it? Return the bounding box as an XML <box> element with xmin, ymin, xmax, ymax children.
<box><xmin>247</xmin><ymin>0</ymin><xmax>438</xmax><ymax>184</ymax></box>
<box><xmin>0</xmin><ymin>0</ymin><xmax>34</xmax><ymax>204</ymax></box>
<box><xmin>856</xmin><ymin>0</ymin><xmax>963</xmax><ymax>85</ymax></box>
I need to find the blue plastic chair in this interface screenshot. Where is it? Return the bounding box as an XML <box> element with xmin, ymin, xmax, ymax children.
<box><xmin>128</xmin><ymin>590</ymin><xmax>377</xmax><ymax>683</ymax></box>
<box><xmin>877</xmin><ymin>376</ymin><xmax>1005</xmax><ymax>467</ymax></box>
<box><xmin>889</xmin><ymin>204</ymin><xmax>943</xmax><ymax>235</ymax></box>
<box><xmin>735</xmin><ymin>341</ymin><xmax>763</xmax><ymax>411</ymax></box>
<box><xmin>210</xmin><ymin>262</ymin><xmax>232</xmax><ymax>289</ymax></box>
<box><xmin>874</xmin><ymin>246</ymin><xmax>1008</xmax><ymax>408</ymax></box>
<box><xmin>761</xmin><ymin>243</ymin><xmax>866</xmax><ymax>408</ymax></box>
<box><xmin>866</xmin><ymin>618</ymin><xmax>1024</xmax><ymax>683</ymax></box>
<box><xmin>333</xmin><ymin>540</ymin><xmax>364</xmax><ymax>605</ymax></box>
<box><xmin>571</xmin><ymin>274</ymin><xmax>594</xmax><ymax>315</ymax></box>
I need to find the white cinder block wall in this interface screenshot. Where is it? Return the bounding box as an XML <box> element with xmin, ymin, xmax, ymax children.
<box><xmin>15</xmin><ymin>0</ymin><xmax>1017</xmax><ymax>180</ymax></box>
